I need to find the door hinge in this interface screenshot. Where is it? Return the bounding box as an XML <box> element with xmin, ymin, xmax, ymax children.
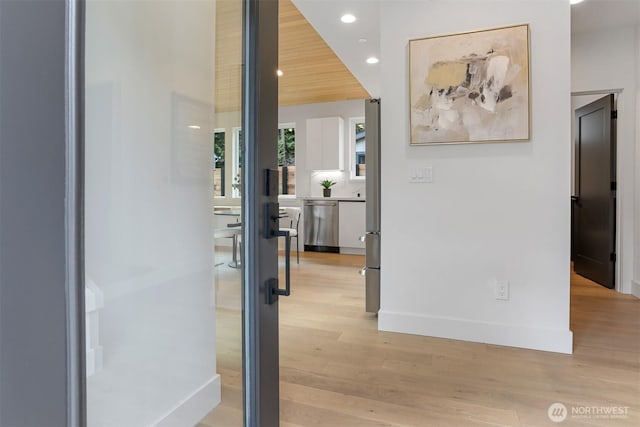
<box><xmin>611</xmin><ymin>110</ymin><xmax>618</xmax><ymax>120</ymax></box>
<box><xmin>610</xmin><ymin>253</ymin><xmax>617</xmax><ymax>262</ymax></box>
<box><xmin>611</xmin><ymin>181</ymin><xmax>617</xmax><ymax>191</ymax></box>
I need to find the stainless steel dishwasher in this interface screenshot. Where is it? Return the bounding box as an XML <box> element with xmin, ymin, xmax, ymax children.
<box><xmin>303</xmin><ymin>200</ymin><xmax>339</xmax><ymax>252</ymax></box>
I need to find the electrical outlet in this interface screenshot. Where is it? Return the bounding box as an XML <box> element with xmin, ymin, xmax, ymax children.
<box><xmin>495</xmin><ymin>280</ymin><xmax>510</xmax><ymax>300</ymax></box>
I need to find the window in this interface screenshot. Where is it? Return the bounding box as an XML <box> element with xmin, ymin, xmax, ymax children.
<box><xmin>277</xmin><ymin>124</ymin><xmax>295</xmax><ymax>195</ymax></box>
<box><xmin>230</xmin><ymin>125</ymin><xmax>294</xmax><ymax>197</ymax></box>
<box><xmin>232</xmin><ymin>127</ymin><xmax>242</xmax><ymax>198</ymax></box>
<box><xmin>350</xmin><ymin>117</ymin><xmax>365</xmax><ymax>180</ymax></box>
<box><xmin>213</xmin><ymin>129</ymin><xmax>225</xmax><ymax>197</ymax></box>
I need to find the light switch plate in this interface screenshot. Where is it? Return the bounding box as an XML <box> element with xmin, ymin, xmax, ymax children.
<box><xmin>423</xmin><ymin>167</ymin><xmax>433</xmax><ymax>183</ymax></box>
<box><xmin>409</xmin><ymin>166</ymin><xmax>433</xmax><ymax>183</ymax></box>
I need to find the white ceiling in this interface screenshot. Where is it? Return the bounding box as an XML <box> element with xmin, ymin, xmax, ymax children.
<box><xmin>294</xmin><ymin>0</ymin><xmax>640</xmax><ymax>98</ymax></box>
<box><xmin>572</xmin><ymin>0</ymin><xmax>640</xmax><ymax>34</ymax></box>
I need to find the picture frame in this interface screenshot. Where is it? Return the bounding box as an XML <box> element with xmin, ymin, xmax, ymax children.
<box><xmin>409</xmin><ymin>24</ymin><xmax>530</xmax><ymax>145</ymax></box>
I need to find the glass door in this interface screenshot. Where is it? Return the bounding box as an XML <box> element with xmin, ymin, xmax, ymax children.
<box><xmin>84</xmin><ymin>0</ymin><xmax>280</xmax><ymax>425</ymax></box>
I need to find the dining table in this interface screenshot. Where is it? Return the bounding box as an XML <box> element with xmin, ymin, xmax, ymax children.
<box><xmin>214</xmin><ymin>207</ymin><xmax>289</xmax><ymax>268</ymax></box>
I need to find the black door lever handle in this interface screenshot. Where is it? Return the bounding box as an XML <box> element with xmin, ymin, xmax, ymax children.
<box><xmin>266</xmin><ymin>230</ymin><xmax>291</xmax><ymax>304</ymax></box>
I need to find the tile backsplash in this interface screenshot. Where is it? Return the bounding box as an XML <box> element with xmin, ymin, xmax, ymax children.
<box><xmin>309</xmin><ymin>171</ymin><xmax>365</xmax><ymax>199</ymax></box>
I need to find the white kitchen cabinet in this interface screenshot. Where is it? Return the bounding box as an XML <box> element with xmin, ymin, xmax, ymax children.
<box><xmin>306</xmin><ymin>117</ymin><xmax>344</xmax><ymax>171</ymax></box>
<box><xmin>339</xmin><ymin>201</ymin><xmax>366</xmax><ymax>254</ymax></box>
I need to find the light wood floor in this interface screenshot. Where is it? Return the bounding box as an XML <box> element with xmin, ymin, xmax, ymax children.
<box><xmin>201</xmin><ymin>252</ymin><xmax>640</xmax><ymax>426</ymax></box>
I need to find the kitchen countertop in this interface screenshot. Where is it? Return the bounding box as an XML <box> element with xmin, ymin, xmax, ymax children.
<box><xmin>302</xmin><ymin>197</ymin><xmax>365</xmax><ymax>202</ymax></box>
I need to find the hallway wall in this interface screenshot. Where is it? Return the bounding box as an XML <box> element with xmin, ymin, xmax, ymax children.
<box><xmin>379</xmin><ymin>0</ymin><xmax>573</xmax><ymax>353</ymax></box>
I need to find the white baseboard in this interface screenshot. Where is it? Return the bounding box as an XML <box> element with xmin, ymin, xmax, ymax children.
<box><xmin>154</xmin><ymin>374</ymin><xmax>221</xmax><ymax>427</ymax></box>
<box><xmin>632</xmin><ymin>280</ymin><xmax>640</xmax><ymax>299</ymax></box>
<box><xmin>379</xmin><ymin>311</ymin><xmax>573</xmax><ymax>354</ymax></box>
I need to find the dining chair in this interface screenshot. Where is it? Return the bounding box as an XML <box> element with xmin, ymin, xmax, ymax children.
<box><xmin>280</xmin><ymin>207</ymin><xmax>301</xmax><ymax>264</ymax></box>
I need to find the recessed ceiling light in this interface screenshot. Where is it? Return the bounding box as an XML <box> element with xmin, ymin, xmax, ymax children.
<box><xmin>358</xmin><ymin>38</ymin><xmax>368</xmax><ymax>43</ymax></box>
<box><xmin>570</xmin><ymin>0</ymin><xmax>584</xmax><ymax>4</ymax></box>
<box><xmin>366</xmin><ymin>57</ymin><xmax>379</xmax><ymax>64</ymax></box>
<box><xmin>188</xmin><ymin>125</ymin><xmax>201</xmax><ymax>130</ymax></box>
<box><xmin>276</xmin><ymin>69</ymin><xmax>284</xmax><ymax>77</ymax></box>
<box><xmin>341</xmin><ymin>14</ymin><xmax>356</xmax><ymax>23</ymax></box>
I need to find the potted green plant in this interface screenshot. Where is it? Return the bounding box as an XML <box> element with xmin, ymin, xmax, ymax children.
<box><xmin>320</xmin><ymin>179</ymin><xmax>336</xmax><ymax>197</ymax></box>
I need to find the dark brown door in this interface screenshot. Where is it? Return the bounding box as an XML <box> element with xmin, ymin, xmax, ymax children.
<box><xmin>573</xmin><ymin>94</ymin><xmax>616</xmax><ymax>288</ymax></box>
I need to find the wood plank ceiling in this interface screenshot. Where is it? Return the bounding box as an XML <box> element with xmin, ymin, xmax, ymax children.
<box><xmin>214</xmin><ymin>0</ymin><xmax>370</xmax><ymax>112</ymax></box>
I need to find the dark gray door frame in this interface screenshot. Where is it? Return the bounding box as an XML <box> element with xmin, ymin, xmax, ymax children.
<box><xmin>1</xmin><ymin>0</ymin><xmax>280</xmax><ymax>424</ymax></box>
<box><xmin>66</xmin><ymin>0</ymin><xmax>87</xmax><ymax>424</ymax></box>
<box><xmin>242</xmin><ymin>0</ymin><xmax>280</xmax><ymax>425</ymax></box>
<box><xmin>0</xmin><ymin>0</ymin><xmax>85</xmax><ymax>426</ymax></box>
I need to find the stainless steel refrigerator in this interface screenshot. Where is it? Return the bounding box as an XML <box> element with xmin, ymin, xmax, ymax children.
<box><xmin>363</xmin><ymin>98</ymin><xmax>381</xmax><ymax>313</ymax></box>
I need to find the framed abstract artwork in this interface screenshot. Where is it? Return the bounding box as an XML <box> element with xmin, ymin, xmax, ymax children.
<box><xmin>409</xmin><ymin>24</ymin><xmax>530</xmax><ymax>145</ymax></box>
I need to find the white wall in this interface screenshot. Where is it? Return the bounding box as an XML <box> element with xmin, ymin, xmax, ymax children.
<box><xmin>572</xmin><ymin>25</ymin><xmax>638</xmax><ymax>295</ymax></box>
<box><xmin>379</xmin><ymin>0</ymin><xmax>573</xmax><ymax>353</ymax></box>
<box><xmin>85</xmin><ymin>1</ymin><xmax>220</xmax><ymax>425</ymax></box>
